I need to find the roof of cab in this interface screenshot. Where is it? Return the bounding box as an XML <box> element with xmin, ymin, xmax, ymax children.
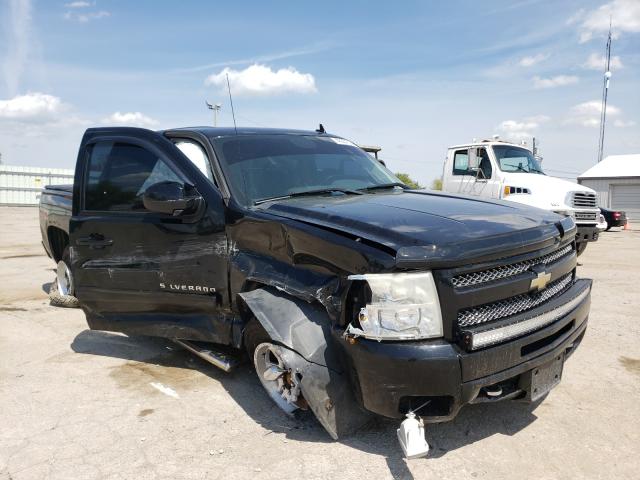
<box><xmin>448</xmin><ymin>141</ymin><xmax>532</xmax><ymax>150</ymax></box>
<box><xmin>165</xmin><ymin>126</ymin><xmax>332</xmax><ymax>138</ymax></box>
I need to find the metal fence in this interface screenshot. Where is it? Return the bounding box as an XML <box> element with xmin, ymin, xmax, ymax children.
<box><xmin>0</xmin><ymin>165</ymin><xmax>74</xmax><ymax>206</ymax></box>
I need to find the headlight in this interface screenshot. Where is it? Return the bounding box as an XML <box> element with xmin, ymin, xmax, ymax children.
<box><xmin>346</xmin><ymin>271</ymin><xmax>443</xmax><ymax>341</ymax></box>
<box><xmin>503</xmin><ymin>186</ymin><xmax>531</xmax><ymax>197</ymax></box>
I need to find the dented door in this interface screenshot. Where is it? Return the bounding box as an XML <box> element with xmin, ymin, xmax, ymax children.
<box><xmin>70</xmin><ymin>128</ymin><xmax>230</xmax><ymax>342</ymax></box>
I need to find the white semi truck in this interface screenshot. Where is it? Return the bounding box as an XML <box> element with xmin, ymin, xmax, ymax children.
<box><xmin>441</xmin><ymin>140</ymin><xmax>600</xmax><ymax>255</ymax></box>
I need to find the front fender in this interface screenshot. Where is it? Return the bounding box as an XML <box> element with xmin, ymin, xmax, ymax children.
<box><xmin>238</xmin><ymin>288</ymin><xmax>371</xmax><ymax>439</ymax></box>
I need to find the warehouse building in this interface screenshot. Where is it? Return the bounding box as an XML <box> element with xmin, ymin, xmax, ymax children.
<box><xmin>578</xmin><ymin>154</ymin><xmax>640</xmax><ymax>221</ymax></box>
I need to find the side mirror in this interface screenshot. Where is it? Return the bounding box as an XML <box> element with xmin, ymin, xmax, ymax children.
<box><xmin>467</xmin><ymin>148</ymin><xmax>480</xmax><ymax>171</ymax></box>
<box><xmin>143</xmin><ymin>181</ymin><xmax>202</xmax><ymax>216</ymax></box>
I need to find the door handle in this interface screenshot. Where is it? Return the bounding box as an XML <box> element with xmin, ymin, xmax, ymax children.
<box><xmin>77</xmin><ymin>234</ymin><xmax>114</xmax><ymax>249</ymax></box>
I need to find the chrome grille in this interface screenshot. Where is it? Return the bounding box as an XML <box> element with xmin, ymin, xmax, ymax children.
<box><xmin>452</xmin><ymin>244</ymin><xmax>573</xmax><ymax>288</ymax></box>
<box><xmin>572</xmin><ymin>192</ymin><xmax>597</xmax><ymax>208</ymax></box>
<box><xmin>457</xmin><ymin>273</ymin><xmax>574</xmax><ymax>328</ymax></box>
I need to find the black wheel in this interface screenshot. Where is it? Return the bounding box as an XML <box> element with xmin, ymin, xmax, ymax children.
<box><xmin>243</xmin><ymin>318</ymin><xmax>270</xmax><ymax>359</ymax></box>
<box><xmin>49</xmin><ymin>247</ymin><xmax>80</xmax><ymax>308</ymax></box>
<box><xmin>605</xmin><ymin>226</ymin><xmax>611</xmax><ymax>231</ymax></box>
<box><xmin>576</xmin><ymin>242</ymin><xmax>588</xmax><ymax>257</ymax></box>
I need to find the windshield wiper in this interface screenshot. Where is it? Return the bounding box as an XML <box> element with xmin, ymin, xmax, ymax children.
<box><xmin>357</xmin><ymin>182</ymin><xmax>407</xmax><ymax>192</ymax></box>
<box><xmin>254</xmin><ymin>188</ymin><xmax>363</xmax><ymax>205</ymax></box>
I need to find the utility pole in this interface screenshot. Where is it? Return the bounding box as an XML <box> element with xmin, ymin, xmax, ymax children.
<box><xmin>205</xmin><ymin>101</ymin><xmax>222</xmax><ymax>127</ymax></box>
<box><xmin>597</xmin><ymin>20</ymin><xmax>613</xmax><ymax>163</ymax></box>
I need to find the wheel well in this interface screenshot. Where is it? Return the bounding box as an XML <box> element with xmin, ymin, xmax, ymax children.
<box><xmin>47</xmin><ymin>227</ymin><xmax>69</xmax><ymax>262</ymax></box>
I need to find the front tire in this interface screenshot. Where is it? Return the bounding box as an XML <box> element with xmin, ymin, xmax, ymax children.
<box><xmin>245</xmin><ymin>319</ymin><xmax>304</xmax><ymax>414</ymax></box>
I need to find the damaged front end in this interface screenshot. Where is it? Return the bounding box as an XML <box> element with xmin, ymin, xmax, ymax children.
<box><xmin>239</xmin><ymin>288</ymin><xmax>372</xmax><ymax>440</ymax></box>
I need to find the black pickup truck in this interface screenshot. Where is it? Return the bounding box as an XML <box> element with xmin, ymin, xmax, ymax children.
<box><xmin>39</xmin><ymin>126</ymin><xmax>591</xmax><ymax>447</ymax></box>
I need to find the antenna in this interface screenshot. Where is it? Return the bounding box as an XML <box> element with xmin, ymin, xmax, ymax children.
<box><xmin>226</xmin><ymin>73</ymin><xmax>238</xmax><ymax>135</ymax></box>
<box><xmin>597</xmin><ymin>18</ymin><xmax>613</xmax><ymax>163</ymax></box>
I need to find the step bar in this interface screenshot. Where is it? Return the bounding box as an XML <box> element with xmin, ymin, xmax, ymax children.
<box><xmin>173</xmin><ymin>339</ymin><xmax>240</xmax><ymax>372</ymax></box>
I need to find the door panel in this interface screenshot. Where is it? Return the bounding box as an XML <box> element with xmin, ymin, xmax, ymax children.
<box><xmin>70</xmin><ymin>129</ymin><xmax>230</xmax><ymax>342</ymax></box>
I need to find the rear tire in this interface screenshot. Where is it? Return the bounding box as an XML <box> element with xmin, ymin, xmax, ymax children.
<box><xmin>49</xmin><ymin>247</ymin><xmax>79</xmax><ymax>308</ymax></box>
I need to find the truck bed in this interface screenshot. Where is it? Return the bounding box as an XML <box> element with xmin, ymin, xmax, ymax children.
<box><xmin>39</xmin><ymin>184</ymin><xmax>73</xmax><ymax>261</ymax></box>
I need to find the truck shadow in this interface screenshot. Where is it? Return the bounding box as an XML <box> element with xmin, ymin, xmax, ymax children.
<box><xmin>71</xmin><ymin>330</ymin><xmax>540</xmax><ymax>479</ymax></box>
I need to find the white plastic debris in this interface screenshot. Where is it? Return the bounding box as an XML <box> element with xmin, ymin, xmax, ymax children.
<box><xmin>149</xmin><ymin>382</ymin><xmax>180</xmax><ymax>399</ymax></box>
<box><xmin>397</xmin><ymin>411</ymin><xmax>430</xmax><ymax>459</ymax></box>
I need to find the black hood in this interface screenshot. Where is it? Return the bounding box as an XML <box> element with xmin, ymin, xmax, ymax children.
<box><xmin>256</xmin><ymin>190</ymin><xmax>575</xmax><ymax>267</ymax></box>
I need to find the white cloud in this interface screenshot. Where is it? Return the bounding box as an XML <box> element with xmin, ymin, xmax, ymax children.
<box><xmin>518</xmin><ymin>53</ymin><xmax>549</xmax><ymax>67</ymax></box>
<box><xmin>613</xmin><ymin>119</ymin><xmax>636</xmax><ymax>128</ymax></box>
<box><xmin>64</xmin><ymin>9</ymin><xmax>110</xmax><ymax>22</ymax></box>
<box><xmin>575</xmin><ymin>0</ymin><xmax>640</xmax><ymax>42</ymax></box>
<box><xmin>583</xmin><ymin>52</ymin><xmax>624</xmax><ymax>70</ymax></box>
<box><xmin>0</xmin><ymin>92</ymin><xmax>63</xmax><ymax>121</ymax></box>
<box><xmin>205</xmin><ymin>64</ymin><xmax>317</xmax><ymax>96</ymax></box>
<box><xmin>3</xmin><ymin>0</ymin><xmax>32</xmax><ymax>96</ymax></box>
<box><xmin>496</xmin><ymin>115</ymin><xmax>550</xmax><ymax>139</ymax></box>
<box><xmin>565</xmin><ymin>100</ymin><xmax>621</xmax><ymax>127</ymax></box>
<box><xmin>64</xmin><ymin>1</ymin><xmax>91</xmax><ymax>7</ymax></box>
<box><xmin>533</xmin><ymin>75</ymin><xmax>579</xmax><ymax>89</ymax></box>
<box><xmin>101</xmin><ymin>111</ymin><xmax>159</xmax><ymax>128</ymax></box>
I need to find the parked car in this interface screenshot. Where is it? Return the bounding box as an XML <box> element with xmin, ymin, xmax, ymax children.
<box><xmin>39</xmin><ymin>126</ymin><xmax>592</xmax><ymax>457</ymax></box>
<box><xmin>599</xmin><ymin>207</ymin><xmax>627</xmax><ymax>230</ymax></box>
<box><xmin>440</xmin><ymin>140</ymin><xmax>600</xmax><ymax>256</ymax></box>
<box><xmin>596</xmin><ymin>212</ymin><xmax>608</xmax><ymax>232</ymax></box>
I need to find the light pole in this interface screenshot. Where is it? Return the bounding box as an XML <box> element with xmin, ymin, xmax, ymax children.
<box><xmin>205</xmin><ymin>101</ymin><xmax>222</xmax><ymax>127</ymax></box>
<box><xmin>597</xmin><ymin>22</ymin><xmax>613</xmax><ymax>163</ymax></box>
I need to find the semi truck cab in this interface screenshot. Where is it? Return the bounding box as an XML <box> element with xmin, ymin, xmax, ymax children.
<box><xmin>441</xmin><ymin>141</ymin><xmax>600</xmax><ymax>255</ymax></box>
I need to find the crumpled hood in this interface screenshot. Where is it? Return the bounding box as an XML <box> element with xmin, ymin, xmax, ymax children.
<box><xmin>257</xmin><ymin>190</ymin><xmax>571</xmax><ymax>266</ymax></box>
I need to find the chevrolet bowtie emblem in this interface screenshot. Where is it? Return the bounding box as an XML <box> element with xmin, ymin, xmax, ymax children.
<box><xmin>530</xmin><ymin>271</ymin><xmax>552</xmax><ymax>291</ymax></box>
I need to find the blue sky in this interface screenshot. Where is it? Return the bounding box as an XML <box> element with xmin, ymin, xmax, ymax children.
<box><xmin>1</xmin><ymin>0</ymin><xmax>638</xmax><ymax>185</ymax></box>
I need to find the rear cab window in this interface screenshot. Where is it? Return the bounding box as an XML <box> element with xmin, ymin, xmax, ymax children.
<box><xmin>173</xmin><ymin>139</ymin><xmax>216</xmax><ymax>184</ymax></box>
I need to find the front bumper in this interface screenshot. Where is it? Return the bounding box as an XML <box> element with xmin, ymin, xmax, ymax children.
<box><xmin>337</xmin><ymin>279</ymin><xmax>591</xmax><ymax>421</ymax></box>
<box><xmin>608</xmin><ymin>218</ymin><xmax>627</xmax><ymax>228</ymax></box>
<box><xmin>576</xmin><ymin>225</ymin><xmax>599</xmax><ymax>243</ymax></box>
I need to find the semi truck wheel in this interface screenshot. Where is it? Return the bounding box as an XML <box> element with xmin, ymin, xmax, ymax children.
<box><xmin>49</xmin><ymin>247</ymin><xmax>79</xmax><ymax>308</ymax></box>
<box><xmin>576</xmin><ymin>242</ymin><xmax>588</xmax><ymax>257</ymax></box>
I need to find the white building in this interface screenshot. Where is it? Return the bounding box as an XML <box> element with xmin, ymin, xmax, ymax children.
<box><xmin>578</xmin><ymin>154</ymin><xmax>640</xmax><ymax>221</ymax></box>
<box><xmin>0</xmin><ymin>165</ymin><xmax>74</xmax><ymax>205</ymax></box>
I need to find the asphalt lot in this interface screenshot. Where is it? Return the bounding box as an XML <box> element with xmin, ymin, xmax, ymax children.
<box><xmin>1</xmin><ymin>206</ymin><xmax>639</xmax><ymax>480</ymax></box>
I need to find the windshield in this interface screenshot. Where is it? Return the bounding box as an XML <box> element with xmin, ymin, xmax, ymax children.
<box><xmin>493</xmin><ymin>146</ymin><xmax>545</xmax><ymax>174</ymax></box>
<box><xmin>210</xmin><ymin>134</ymin><xmax>401</xmax><ymax>205</ymax></box>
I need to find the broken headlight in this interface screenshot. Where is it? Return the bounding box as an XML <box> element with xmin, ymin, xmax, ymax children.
<box><xmin>346</xmin><ymin>272</ymin><xmax>443</xmax><ymax>341</ymax></box>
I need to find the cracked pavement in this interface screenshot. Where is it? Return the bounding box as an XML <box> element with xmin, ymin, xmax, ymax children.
<box><xmin>1</xmin><ymin>207</ymin><xmax>639</xmax><ymax>479</ymax></box>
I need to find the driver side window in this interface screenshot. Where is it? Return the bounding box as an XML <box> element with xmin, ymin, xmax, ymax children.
<box><xmin>84</xmin><ymin>141</ymin><xmax>184</xmax><ymax>212</ymax></box>
<box><xmin>478</xmin><ymin>148</ymin><xmax>492</xmax><ymax>179</ymax></box>
<box><xmin>453</xmin><ymin>150</ymin><xmax>469</xmax><ymax>175</ymax></box>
